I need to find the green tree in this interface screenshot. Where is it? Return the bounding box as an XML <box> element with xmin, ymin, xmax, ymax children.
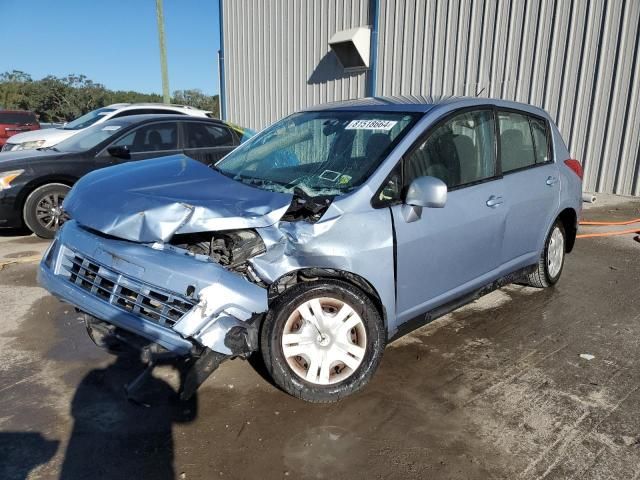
<box><xmin>172</xmin><ymin>89</ymin><xmax>219</xmax><ymax>116</ymax></box>
<box><xmin>0</xmin><ymin>71</ymin><xmax>220</xmax><ymax>122</ymax></box>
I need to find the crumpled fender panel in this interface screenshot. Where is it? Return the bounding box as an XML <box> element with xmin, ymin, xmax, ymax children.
<box><xmin>250</xmin><ymin>199</ymin><xmax>398</xmax><ymax>334</ymax></box>
<box><xmin>63</xmin><ymin>155</ymin><xmax>293</xmax><ymax>243</ymax></box>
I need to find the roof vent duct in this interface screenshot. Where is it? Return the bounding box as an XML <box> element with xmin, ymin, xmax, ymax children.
<box><xmin>328</xmin><ymin>27</ymin><xmax>371</xmax><ymax>70</ymax></box>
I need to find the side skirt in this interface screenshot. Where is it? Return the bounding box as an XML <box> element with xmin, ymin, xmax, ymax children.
<box><xmin>389</xmin><ymin>264</ymin><xmax>537</xmax><ymax>342</ymax></box>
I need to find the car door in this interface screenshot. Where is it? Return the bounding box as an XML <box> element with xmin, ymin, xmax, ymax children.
<box><xmin>497</xmin><ymin>111</ymin><xmax>560</xmax><ymax>266</ymax></box>
<box><xmin>389</xmin><ymin>108</ymin><xmax>507</xmax><ymax>323</ymax></box>
<box><xmin>108</xmin><ymin>121</ymin><xmax>180</xmax><ymax>161</ymax></box>
<box><xmin>181</xmin><ymin>121</ymin><xmax>238</xmax><ymax>165</ymax></box>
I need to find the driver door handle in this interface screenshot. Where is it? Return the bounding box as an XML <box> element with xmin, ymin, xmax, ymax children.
<box><xmin>486</xmin><ymin>195</ymin><xmax>504</xmax><ymax>207</ymax></box>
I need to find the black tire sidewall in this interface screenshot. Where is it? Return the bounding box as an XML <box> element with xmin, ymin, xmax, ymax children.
<box><xmin>23</xmin><ymin>183</ymin><xmax>70</xmax><ymax>239</ymax></box>
<box><xmin>261</xmin><ymin>280</ymin><xmax>386</xmax><ymax>402</ymax></box>
<box><xmin>543</xmin><ymin>221</ymin><xmax>566</xmax><ymax>285</ymax></box>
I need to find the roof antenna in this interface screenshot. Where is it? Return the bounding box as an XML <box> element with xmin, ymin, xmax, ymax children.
<box><xmin>475</xmin><ymin>85</ymin><xmax>486</xmax><ymax>97</ymax></box>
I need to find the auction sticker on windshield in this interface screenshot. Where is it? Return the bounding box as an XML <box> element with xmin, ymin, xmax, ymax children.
<box><xmin>345</xmin><ymin>119</ymin><xmax>398</xmax><ymax>130</ymax></box>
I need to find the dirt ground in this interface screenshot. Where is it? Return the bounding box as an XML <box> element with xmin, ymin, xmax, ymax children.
<box><xmin>0</xmin><ymin>196</ymin><xmax>639</xmax><ymax>480</ymax></box>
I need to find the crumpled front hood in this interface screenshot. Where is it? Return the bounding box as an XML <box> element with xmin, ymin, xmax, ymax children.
<box><xmin>63</xmin><ymin>154</ymin><xmax>294</xmax><ymax>242</ymax></box>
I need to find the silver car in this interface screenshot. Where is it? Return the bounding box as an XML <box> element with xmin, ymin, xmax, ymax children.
<box><xmin>39</xmin><ymin>96</ymin><xmax>583</xmax><ymax>402</ymax></box>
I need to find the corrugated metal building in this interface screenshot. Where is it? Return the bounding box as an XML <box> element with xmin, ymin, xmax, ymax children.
<box><xmin>220</xmin><ymin>0</ymin><xmax>640</xmax><ymax>196</ymax></box>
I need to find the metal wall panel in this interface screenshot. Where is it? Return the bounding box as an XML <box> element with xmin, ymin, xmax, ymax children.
<box><xmin>222</xmin><ymin>0</ymin><xmax>370</xmax><ymax>131</ymax></box>
<box><xmin>223</xmin><ymin>0</ymin><xmax>640</xmax><ymax>195</ymax></box>
<box><xmin>376</xmin><ymin>0</ymin><xmax>640</xmax><ymax>196</ymax></box>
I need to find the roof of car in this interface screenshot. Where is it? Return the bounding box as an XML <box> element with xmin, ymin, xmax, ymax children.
<box><xmin>105</xmin><ymin>103</ymin><xmax>209</xmax><ymax>112</ymax></box>
<box><xmin>303</xmin><ymin>95</ymin><xmax>545</xmax><ymax>115</ymax></box>
<box><xmin>0</xmin><ymin>109</ymin><xmax>36</xmax><ymax>114</ymax></box>
<box><xmin>101</xmin><ymin>114</ymin><xmax>225</xmax><ymax>126</ymax></box>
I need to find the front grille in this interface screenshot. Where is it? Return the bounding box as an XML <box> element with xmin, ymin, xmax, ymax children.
<box><xmin>60</xmin><ymin>250</ymin><xmax>196</xmax><ymax>328</ymax></box>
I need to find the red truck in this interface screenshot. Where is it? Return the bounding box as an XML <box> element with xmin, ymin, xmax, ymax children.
<box><xmin>0</xmin><ymin>110</ymin><xmax>40</xmax><ymax>148</ymax></box>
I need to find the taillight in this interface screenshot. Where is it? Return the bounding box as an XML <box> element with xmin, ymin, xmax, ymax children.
<box><xmin>564</xmin><ymin>159</ymin><xmax>583</xmax><ymax>180</ymax></box>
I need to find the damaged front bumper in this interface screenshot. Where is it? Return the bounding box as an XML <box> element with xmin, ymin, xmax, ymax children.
<box><xmin>38</xmin><ymin>221</ymin><xmax>268</xmax><ymax>356</ymax></box>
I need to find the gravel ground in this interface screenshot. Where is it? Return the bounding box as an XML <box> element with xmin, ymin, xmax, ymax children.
<box><xmin>0</xmin><ymin>195</ymin><xmax>639</xmax><ymax>480</ymax></box>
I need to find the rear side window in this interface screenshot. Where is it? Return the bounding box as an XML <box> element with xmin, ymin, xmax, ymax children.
<box><xmin>498</xmin><ymin>112</ymin><xmax>539</xmax><ymax>173</ymax></box>
<box><xmin>530</xmin><ymin>117</ymin><xmax>551</xmax><ymax>164</ymax></box>
<box><xmin>0</xmin><ymin>112</ymin><xmax>37</xmax><ymax>124</ymax></box>
<box><xmin>112</xmin><ymin>122</ymin><xmax>178</xmax><ymax>153</ymax></box>
<box><xmin>404</xmin><ymin>109</ymin><xmax>496</xmax><ymax>189</ymax></box>
<box><xmin>184</xmin><ymin>122</ymin><xmax>234</xmax><ymax>148</ymax></box>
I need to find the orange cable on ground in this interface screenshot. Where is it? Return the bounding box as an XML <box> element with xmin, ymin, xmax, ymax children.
<box><xmin>579</xmin><ymin>217</ymin><xmax>640</xmax><ymax>226</ymax></box>
<box><xmin>576</xmin><ymin>217</ymin><xmax>640</xmax><ymax>239</ymax></box>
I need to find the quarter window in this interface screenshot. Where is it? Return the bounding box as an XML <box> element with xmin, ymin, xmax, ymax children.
<box><xmin>404</xmin><ymin>109</ymin><xmax>496</xmax><ymax>189</ymax></box>
<box><xmin>498</xmin><ymin>112</ymin><xmax>538</xmax><ymax>172</ymax></box>
<box><xmin>530</xmin><ymin>117</ymin><xmax>550</xmax><ymax>164</ymax></box>
<box><xmin>184</xmin><ymin>122</ymin><xmax>235</xmax><ymax>148</ymax></box>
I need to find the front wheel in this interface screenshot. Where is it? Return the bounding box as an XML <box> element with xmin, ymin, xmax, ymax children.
<box><xmin>260</xmin><ymin>280</ymin><xmax>386</xmax><ymax>403</ymax></box>
<box><xmin>527</xmin><ymin>220</ymin><xmax>566</xmax><ymax>288</ymax></box>
<box><xmin>23</xmin><ymin>183</ymin><xmax>70</xmax><ymax>238</ymax></box>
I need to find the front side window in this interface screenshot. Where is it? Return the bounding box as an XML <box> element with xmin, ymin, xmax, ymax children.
<box><xmin>498</xmin><ymin>111</ymin><xmax>538</xmax><ymax>173</ymax></box>
<box><xmin>112</xmin><ymin>122</ymin><xmax>178</xmax><ymax>153</ymax></box>
<box><xmin>184</xmin><ymin>122</ymin><xmax>234</xmax><ymax>148</ymax></box>
<box><xmin>216</xmin><ymin>111</ymin><xmax>419</xmax><ymax>197</ymax></box>
<box><xmin>63</xmin><ymin>107</ymin><xmax>116</xmax><ymax>130</ymax></box>
<box><xmin>404</xmin><ymin>109</ymin><xmax>496</xmax><ymax>189</ymax></box>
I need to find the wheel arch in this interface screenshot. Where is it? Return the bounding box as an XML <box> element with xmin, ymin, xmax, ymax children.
<box><xmin>17</xmin><ymin>175</ymin><xmax>77</xmax><ymax>214</ymax></box>
<box><xmin>557</xmin><ymin>207</ymin><xmax>578</xmax><ymax>253</ymax></box>
<box><xmin>267</xmin><ymin>267</ymin><xmax>388</xmax><ymax>330</ymax></box>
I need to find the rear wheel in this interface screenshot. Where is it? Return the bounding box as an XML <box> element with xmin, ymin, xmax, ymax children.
<box><xmin>260</xmin><ymin>280</ymin><xmax>386</xmax><ymax>403</ymax></box>
<box><xmin>23</xmin><ymin>183</ymin><xmax>70</xmax><ymax>238</ymax></box>
<box><xmin>527</xmin><ymin>220</ymin><xmax>566</xmax><ymax>288</ymax></box>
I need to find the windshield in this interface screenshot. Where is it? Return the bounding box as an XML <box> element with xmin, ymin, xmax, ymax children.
<box><xmin>54</xmin><ymin>121</ymin><xmax>128</xmax><ymax>152</ymax></box>
<box><xmin>62</xmin><ymin>107</ymin><xmax>116</xmax><ymax>130</ymax></box>
<box><xmin>216</xmin><ymin>111</ymin><xmax>420</xmax><ymax>197</ymax></box>
<box><xmin>0</xmin><ymin>112</ymin><xmax>37</xmax><ymax>124</ymax></box>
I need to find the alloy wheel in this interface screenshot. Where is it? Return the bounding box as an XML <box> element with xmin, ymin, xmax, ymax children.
<box><xmin>35</xmin><ymin>192</ymin><xmax>68</xmax><ymax>232</ymax></box>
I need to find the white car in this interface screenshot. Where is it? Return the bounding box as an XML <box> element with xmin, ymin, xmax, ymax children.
<box><xmin>1</xmin><ymin>103</ymin><xmax>212</xmax><ymax>152</ymax></box>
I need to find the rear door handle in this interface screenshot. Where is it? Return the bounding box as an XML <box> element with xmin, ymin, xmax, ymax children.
<box><xmin>486</xmin><ymin>195</ymin><xmax>504</xmax><ymax>207</ymax></box>
<box><xmin>546</xmin><ymin>176</ymin><xmax>559</xmax><ymax>186</ymax></box>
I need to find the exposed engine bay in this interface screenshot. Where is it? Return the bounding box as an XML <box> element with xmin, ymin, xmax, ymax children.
<box><xmin>171</xmin><ymin>229</ymin><xmax>266</xmax><ymax>278</ymax></box>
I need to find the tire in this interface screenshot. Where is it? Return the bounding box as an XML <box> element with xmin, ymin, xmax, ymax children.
<box><xmin>260</xmin><ymin>280</ymin><xmax>386</xmax><ymax>403</ymax></box>
<box><xmin>23</xmin><ymin>183</ymin><xmax>71</xmax><ymax>239</ymax></box>
<box><xmin>527</xmin><ymin>220</ymin><xmax>566</xmax><ymax>288</ymax></box>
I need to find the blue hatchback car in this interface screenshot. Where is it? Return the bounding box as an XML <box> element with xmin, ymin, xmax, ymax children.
<box><xmin>39</xmin><ymin>96</ymin><xmax>583</xmax><ymax>402</ymax></box>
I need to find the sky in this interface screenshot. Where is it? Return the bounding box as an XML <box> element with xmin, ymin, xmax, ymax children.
<box><xmin>0</xmin><ymin>0</ymin><xmax>221</xmax><ymax>95</ymax></box>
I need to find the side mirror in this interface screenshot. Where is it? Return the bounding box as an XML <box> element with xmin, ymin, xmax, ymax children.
<box><xmin>107</xmin><ymin>145</ymin><xmax>131</xmax><ymax>160</ymax></box>
<box><xmin>401</xmin><ymin>176</ymin><xmax>447</xmax><ymax>223</ymax></box>
<box><xmin>405</xmin><ymin>176</ymin><xmax>447</xmax><ymax>208</ymax></box>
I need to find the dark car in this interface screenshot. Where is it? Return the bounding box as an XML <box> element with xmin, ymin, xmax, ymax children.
<box><xmin>0</xmin><ymin>115</ymin><xmax>247</xmax><ymax>238</ymax></box>
<box><xmin>0</xmin><ymin>110</ymin><xmax>40</xmax><ymax>148</ymax></box>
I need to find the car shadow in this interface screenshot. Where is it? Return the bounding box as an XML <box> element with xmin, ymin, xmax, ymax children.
<box><xmin>59</xmin><ymin>352</ymin><xmax>198</xmax><ymax>480</ymax></box>
<box><xmin>0</xmin><ymin>227</ymin><xmax>32</xmax><ymax>237</ymax></box>
<box><xmin>0</xmin><ymin>432</ymin><xmax>59</xmax><ymax>480</ymax></box>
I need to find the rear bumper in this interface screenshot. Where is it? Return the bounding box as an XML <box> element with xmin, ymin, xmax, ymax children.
<box><xmin>38</xmin><ymin>221</ymin><xmax>269</xmax><ymax>356</ymax></box>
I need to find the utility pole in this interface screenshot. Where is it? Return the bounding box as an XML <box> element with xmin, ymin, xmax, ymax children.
<box><xmin>155</xmin><ymin>0</ymin><xmax>170</xmax><ymax>103</ymax></box>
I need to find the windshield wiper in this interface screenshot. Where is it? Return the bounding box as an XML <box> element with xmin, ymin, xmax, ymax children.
<box><xmin>235</xmin><ymin>175</ymin><xmax>288</xmax><ymax>190</ymax></box>
<box><xmin>37</xmin><ymin>146</ymin><xmax>60</xmax><ymax>152</ymax></box>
